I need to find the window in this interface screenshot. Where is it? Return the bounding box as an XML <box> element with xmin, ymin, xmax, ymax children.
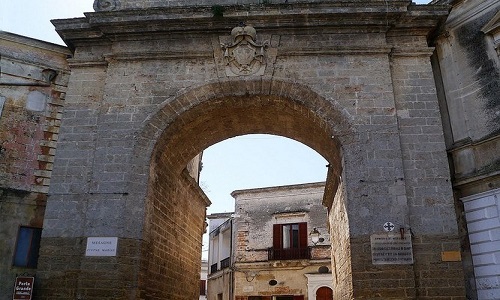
<box><xmin>270</xmin><ymin>223</ymin><xmax>309</xmax><ymax>260</ymax></box>
<box><xmin>13</xmin><ymin>226</ymin><xmax>42</xmax><ymax>268</ymax></box>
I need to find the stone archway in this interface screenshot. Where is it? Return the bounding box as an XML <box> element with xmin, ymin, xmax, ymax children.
<box><xmin>134</xmin><ymin>79</ymin><xmax>349</xmax><ymax>299</ymax></box>
<box><xmin>36</xmin><ymin>2</ymin><xmax>467</xmax><ymax>299</ymax></box>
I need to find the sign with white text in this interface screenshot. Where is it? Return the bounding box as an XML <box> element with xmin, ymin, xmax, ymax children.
<box><xmin>13</xmin><ymin>276</ymin><xmax>34</xmax><ymax>300</ymax></box>
<box><xmin>371</xmin><ymin>233</ymin><xmax>413</xmax><ymax>265</ymax></box>
<box><xmin>85</xmin><ymin>237</ymin><xmax>118</xmax><ymax>256</ymax></box>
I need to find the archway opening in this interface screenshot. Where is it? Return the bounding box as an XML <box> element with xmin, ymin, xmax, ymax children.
<box><xmin>140</xmin><ymin>82</ymin><xmax>350</xmax><ymax>299</ymax></box>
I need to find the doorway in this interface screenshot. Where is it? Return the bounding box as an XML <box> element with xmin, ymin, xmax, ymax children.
<box><xmin>316</xmin><ymin>287</ymin><xmax>333</xmax><ymax>300</ymax></box>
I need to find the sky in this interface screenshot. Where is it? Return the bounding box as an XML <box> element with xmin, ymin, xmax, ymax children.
<box><xmin>1</xmin><ymin>0</ymin><xmax>429</xmax><ymax>257</ymax></box>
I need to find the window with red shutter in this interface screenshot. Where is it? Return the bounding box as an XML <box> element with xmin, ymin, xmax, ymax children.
<box><xmin>199</xmin><ymin>279</ymin><xmax>206</xmax><ymax>295</ymax></box>
<box><xmin>270</xmin><ymin>222</ymin><xmax>309</xmax><ymax>260</ymax></box>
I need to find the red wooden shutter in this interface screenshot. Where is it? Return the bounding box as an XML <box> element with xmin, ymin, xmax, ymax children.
<box><xmin>273</xmin><ymin>224</ymin><xmax>282</xmax><ymax>249</ymax></box>
<box><xmin>293</xmin><ymin>295</ymin><xmax>305</xmax><ymax>300</ymax></box>
<box><xmin>199</xmin><ymin>279</ymin><xmax>206</xmax><ymax>295</ymax></box>
<box><xmin>299</xmin><ymin>222</ymin><xmax>307</xmax><ymax>248</ymax></box>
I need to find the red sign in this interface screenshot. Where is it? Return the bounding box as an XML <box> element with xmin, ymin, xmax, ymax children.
<box><xmin>13</xmin><ymin>277</ymin><xmax>34</xmax><ymax>300</ymax></box>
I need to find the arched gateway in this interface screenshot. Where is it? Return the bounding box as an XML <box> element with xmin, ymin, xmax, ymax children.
<box><xmin>36</xmin><ymin>0</ymin><xmax>466</xmax><ymax>299</ymax></box>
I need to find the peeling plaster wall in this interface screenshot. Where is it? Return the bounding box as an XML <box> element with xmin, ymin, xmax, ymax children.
<box><xmin>0</xmin><ymin>32</ymin><xmax>70</xmax><ymax>300</ymax></box>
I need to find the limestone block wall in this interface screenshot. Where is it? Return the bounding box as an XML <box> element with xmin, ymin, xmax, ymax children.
<box><xmin>432</xmin><ymin>2</ymin><xmax>500</xmax><ymax>298</ymax></box>
<box><xmin>36</xmin><ymin>2</ymin><xmax>468</xmax><ymax>298</ymax></box>
<box><xmin>328</xmin><ymin>181</ymin><xmax>352</xmax><ymax>300</ymax></box>
<box><xmin>389</xmin><ymin>48</ymin><xmax>465</xmax><ymax>299</ymax></box>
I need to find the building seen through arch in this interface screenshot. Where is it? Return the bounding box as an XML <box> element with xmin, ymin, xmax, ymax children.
<box><xmin>207</xmin><ymin>182</ymin><xmax>333</xmax><ymax>300</ymax></box>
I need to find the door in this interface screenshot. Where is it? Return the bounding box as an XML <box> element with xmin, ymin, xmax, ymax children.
<box><xmin>316</xmin><ymin>287</ymin><xmax>333</xmax><ymax>300</ymax></box>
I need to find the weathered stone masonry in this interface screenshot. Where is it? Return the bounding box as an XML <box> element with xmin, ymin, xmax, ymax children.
<box><xmin>27</xmin><ymin>0</ymin><xmax>470</xmax><ymax>299</ymax></box>
<box><xmin>0</xmin><ymin>32</ymin><xmax>70</xmax><ymax>298</ymax></box>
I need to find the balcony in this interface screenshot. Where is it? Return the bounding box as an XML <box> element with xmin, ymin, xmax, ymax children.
<box><xmin>209</xmin><ymin>257</ymin><xmax>231</xmax><ymax>274</ymax></box>
<box><xmin>210</xmin><ymin>263</ymin><xmax>218</xmax><ymax>274</ymax></box>
<box><xmin>220</xmin><ymin>257</ymin><xmax>231</xmax><ymax>269</ymax></box>
<box><xmin>268</xmin><ymin>247</ymin><xmax>311</xmax><ymax>260</ymax></box>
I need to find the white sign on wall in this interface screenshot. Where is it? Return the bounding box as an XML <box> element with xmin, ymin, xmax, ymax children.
<box><xmin>85</xmin><ymin>237</ymin><xmax>118</xmax><ymax>257</ymax></box>
<box><xmin>371</xmin><ymin>233</ymin><xmax>413</xmax><ymax>265</ymax></box>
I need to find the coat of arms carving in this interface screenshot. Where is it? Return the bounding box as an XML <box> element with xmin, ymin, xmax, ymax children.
<box><xmin>221</xmin><ymin>25</ymin><xmax>269</xmax><ymax>77</ymax></box>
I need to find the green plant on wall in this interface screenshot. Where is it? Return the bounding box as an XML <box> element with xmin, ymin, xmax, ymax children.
<box><xmin>211</xmin><ymin>5</ymin><xmax>224</xmax><ymax>18</ymax></box>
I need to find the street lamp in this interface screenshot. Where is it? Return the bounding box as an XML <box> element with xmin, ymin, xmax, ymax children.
<box><xmin>309</xmin><ymin>227</ymin><xmax>324</xmax><ymax>245</ymax></box>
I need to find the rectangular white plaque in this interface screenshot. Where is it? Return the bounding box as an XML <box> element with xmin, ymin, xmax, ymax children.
<box><xmin>85</xmin><ymin>237</ymin><xmax>118</xmax><ymax>257</ymax></box>
<box><xmin>371</xmin><ymin>233</ymin><xmax>413</xmax><ymax>265</ymax></box>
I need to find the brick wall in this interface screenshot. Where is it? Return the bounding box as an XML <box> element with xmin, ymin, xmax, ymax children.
<box><xmin>140</xmin><ymin>168</ymin><xmax>209</xmax><ymax>299</ymax></box>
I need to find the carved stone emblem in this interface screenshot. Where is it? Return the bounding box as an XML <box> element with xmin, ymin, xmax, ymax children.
<box><xmin>221</xmin><ymin>25</ymin><xmax>268</xmax><ymax>77</ymax></box>
<box><xmin>93</xmin><ymin>0</ymin><xmax>120</xmax><ymax>11</ymax></box>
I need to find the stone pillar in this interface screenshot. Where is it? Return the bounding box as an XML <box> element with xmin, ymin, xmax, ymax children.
<box><xmin>389</xmin><ymin>41</ymin><xmax>466</xmax><ymax>298</ymax></box>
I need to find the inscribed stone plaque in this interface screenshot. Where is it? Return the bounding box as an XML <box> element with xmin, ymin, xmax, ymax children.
<box><xmin>85</xmin><ymin>237</ymin><xmax>118</xmax><ymax>256</ymax></box>
<box><xmin>371</xmin><ymin>233</ymin><xmax>413</xmax><ymax>265</ymax></box>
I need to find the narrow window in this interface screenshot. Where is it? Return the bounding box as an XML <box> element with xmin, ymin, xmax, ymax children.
<box><xmin>13</xmin><ymin>226</ymin><xmax>42</xmax><ymax>268</ymax></box>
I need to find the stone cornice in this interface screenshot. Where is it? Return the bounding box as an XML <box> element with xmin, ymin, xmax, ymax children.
<box><xmin>52</xmin><ymin>2</ymin><xmax>449</xmax><ymax>50</ymax></box>
<box><xmin>95</xmin><ymin>0</ymin><xmax>412</xmax><ymax>11</ymax></box>
<box><xmin>443</xmin><ymin>0</ymin><xmax>499</xmax><ymax>29</ymax></box>
<box><xmin>0</xmin><ymin>31</ymin><xmax>70</xmax><ymax>55</ymax></box>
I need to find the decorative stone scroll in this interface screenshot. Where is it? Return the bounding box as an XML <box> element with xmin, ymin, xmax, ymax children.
<box><xmin>221</xmin><ymin>25</ymin><xmax>269</xmax><ymax>77</ymax></box>
<box><xmin>93</xmin><ymin>0</ymin><xmax>120</xmax><ymax>11</ymax></box>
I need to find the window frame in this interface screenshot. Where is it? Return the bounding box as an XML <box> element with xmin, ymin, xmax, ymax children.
<box><xmin>12</xmin><ymin>226</ymin><xmax>43</xmax><ymax>268</ymax></box>
<box><xmin>273</xmin><ymin>222</ymin><xmax>307</xmax><ymax>250</ymax></box>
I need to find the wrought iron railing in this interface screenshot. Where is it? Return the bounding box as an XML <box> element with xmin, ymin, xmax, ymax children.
<box><xmin>268</xmin><ymin>247</ymin><xmax>311</xmax><ymax>260</ymax></box>
<box><xmin>220</xmin><ymin>257</ymin><xmax>231</xmax><ymax>269</ymax></box>
<box><xmin>210</xmin><ymin>263</ymin><xmax>218</xmax><ymax>274</ymax></box>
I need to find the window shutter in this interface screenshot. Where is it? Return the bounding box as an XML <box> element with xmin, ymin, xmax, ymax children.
<box><xmin>299</xmin><ymin>222</ymin><xmax>307</xmax><ymax>248</ymax></box>
<box><xmin>293</xmin><ymin>295</ymin><xmax>305</xmax><ymax>300</ymax></box>
<box><xmin>273</xmin><ymin>224</ymin><xmax>282</xmax><ymax>249</ymax></box>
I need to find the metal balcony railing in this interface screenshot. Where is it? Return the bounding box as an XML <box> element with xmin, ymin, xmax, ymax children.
<box><xmin>268</xmin><ymin>247</ymin><xmax>311</xmax><ymax>260</ymax></box>
<box><xmin>210</xmin><ymin>263</ymin><xmax>218</xmax><ymax>274</ymax></box>
<box><xmin>220</xmin><ymin>257</ymin><xmax>231</xmax><ymax>269</ymax></box>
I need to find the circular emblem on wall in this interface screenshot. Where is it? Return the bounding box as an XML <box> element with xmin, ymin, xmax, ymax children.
<box><xmin>383</xmin><ymin>222</ymin><xmax>395</xmax><ymax>232</ymax></box>
<box><xmin>93</xmin><ymin>0</ymin><xmax>120</xmax><ymax>11</ymax></box>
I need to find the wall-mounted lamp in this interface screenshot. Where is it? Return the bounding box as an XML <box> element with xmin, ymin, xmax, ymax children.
<box><xmin>310</xmin><ymin>227</ymin><xmax>324</xmax><ymax>245</ymax></box>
